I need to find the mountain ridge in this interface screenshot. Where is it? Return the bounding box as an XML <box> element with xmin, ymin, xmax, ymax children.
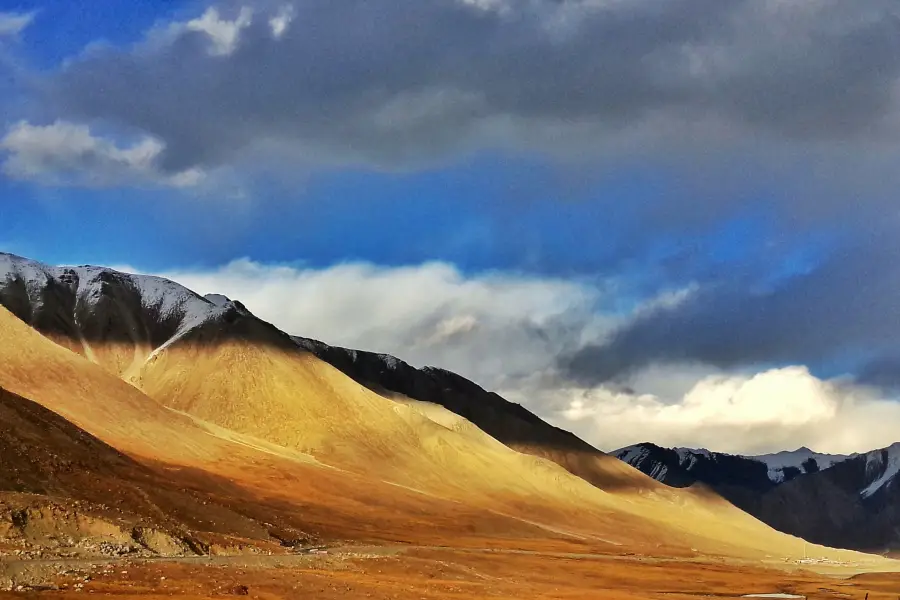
<box><xmin>0</xmin><ymin>252</ymin><xmax>646</xmax><ymax>495</ymax></box>
<box><xmin>616</xmin><ymin>441</ymin><xmax>900</xmax><ymax>552</ymax></box>
<box><xmin>290</xmin><ymin>335</ymin><xmax>646</xmax><ymax>492</ymax></box>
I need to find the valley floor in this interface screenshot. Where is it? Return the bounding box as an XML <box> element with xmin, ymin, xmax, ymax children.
<box><xmin>1</xmin><ymin>544</ymin><xmax>899</xmax><ymax>599</ymax></box>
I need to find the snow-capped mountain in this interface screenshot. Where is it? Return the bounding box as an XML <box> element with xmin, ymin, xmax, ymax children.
<box><xmin>859</xmin><ymin>442</ymin><xmax>900</xmax><ymax>499</ymax></box>
<box><xmin>749</xmin><ymin>447</ymin><xmax>850</xmax><ymax>483</ymax></box>
<box><xmin>614</xmin><ymin>442</ymin><xmax>843</xmax><ymax>492</ymax></box>
<box><xmin>616</xmin><ymin>441</ymin><xmax>900</xmax><ymax>552</ymax></box>
<box><xmin>0</xmin><ymin>252</ymin><xmax>250</xmax><ymax>351</ymax></box>
<box><xmin>0</xmin><ymin>252</ymin><xmax>288</xmax><ymax>382</ymax></box>
<box><xmin>0</xmin><ymin>253</ymin><xmax>641</xmax><ymax>503</ymax></box>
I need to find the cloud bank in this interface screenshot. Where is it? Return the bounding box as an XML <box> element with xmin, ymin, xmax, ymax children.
<box><xmin>528</xmin><ymin>366</ymin><xmax>900</xmax><ymax>455</ymax></box>
<box><xmin>160</xmin><ymin>259</ymin><xmax>611</xmax><ymax>390</ymax></box>
<box><xmin>153</xmin><ymin>259</ymin><xmax>900</xmax><ymax>455</ymax></box>
<box><xmin>10</xmin><ymin>0</ymin><xmax>900</xmax><ymax>176</ymax></box>
<box><xmin>1</xmin><ymin>121</ymin><xmax>203</xmax><ymax>187</ymax></box>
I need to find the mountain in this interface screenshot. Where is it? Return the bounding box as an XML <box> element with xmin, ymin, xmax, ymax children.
<box><xmin>616</xmin><ymin>442</ymin><xmax>900</xmax><ymax>552</ymax></box>
<box><xmin>0</xmin><ymin>251</ymin><xmax>888</xmax><ymax>567</ymax></box>
<box><xmin>761</xmin><ymin>443</ymin><xmax>900</xmax><ymax>551</ymax></box>
<box><xmin>615</xmin><ymin>443</ymin><xmax>848</xmax><ymax>490</ymax></box>
<box><xmin>292</xmin><ymin>336</ymin><xmax>643</xmax><ymax>491</ymax></box>
<box><xmin>0</xmin><ymin>251</ymin><xmax>647</xmax><ymax>492</ymax></box>
<box><xmin>752</xmin><ymin>447</ymin><xmax>851</xmax><ymax>483</ymax></box>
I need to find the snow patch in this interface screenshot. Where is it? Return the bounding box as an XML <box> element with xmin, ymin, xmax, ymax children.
<box><xmin>747</xmin><ymin>447</ymin><xmax>850</xmax><ymax>483</ymax></box>
<box><xmin>0</xmin><ymin>252</ymin><xmax>232</xmax><ymax>361</ymax></box>
<box><xmin>861</xmin><ymin>442</ymin><xmax>900</xmax><ymax>499</ymax></box>
<box><xmin>378</xmin><ymin>353</ymin><xmax>402</xmax><ymax>370</ymax></box>
<box><xmin>648</xmin><ymin>462</ymin><xmax>668</xmax><ymax>480</ymax></box>
<box><xmin>205</xmin><ymin>293</ymin><xmax>231</xmax><ymax>307</ymax></box>
<box><xmin>673</xmin><ymin>447</ymin><xmax>711</xmax><ymax>470</ymax></box>
<box><xmin>614</xmin><ymin>445</ymin><xmax>652</xmax><ymax>469</ymax></box>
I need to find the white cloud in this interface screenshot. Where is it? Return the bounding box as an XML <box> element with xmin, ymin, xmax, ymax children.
<box><xmin>527</xmin><ymin>365</ymin><xmax>900</xmax><ymax>455</ymax></box>
<box><xmin>0</xmin><ymin>121</ymin><xmax>204</xmax><ymax>188</ymax></box>
<box><xmin>182</xmin><ymin>6</ymin><xmax>253</xmax><ymax>56</ymax></box>
<box><xmin>0</xmin><ymin>11</ymin><xmax>34</xmax><ymax>38</ymax></box>
<box><xmin>145</xmin><ymin>259</ymin><xmax>900</xmax><ymax>456</ymax></box>
<box><xmin>268</xmin><ymin>5</ymin><xmax>294</xmax><ymax>39</ymax></box>
<box><xmin>159</xmin><ymin>259</ymin><xmax>611</xmax><ymax>390</ymax></box>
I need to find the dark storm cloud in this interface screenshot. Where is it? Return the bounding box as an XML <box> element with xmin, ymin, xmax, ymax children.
<box><xmin>36</xmin><ymin>0</ymin><xmax>900</xmax><ymax>172</ymax></box>
<box><xmin>561</xmin><ymin>227</ymin><xmax>900</xmax><ymax>384</ymax></box>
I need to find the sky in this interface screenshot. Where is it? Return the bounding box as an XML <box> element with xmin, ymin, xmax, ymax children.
<box><xmin>3</xmin><ymin>0</ymin><xmax>900</xmax><ymax>455</ymax></box>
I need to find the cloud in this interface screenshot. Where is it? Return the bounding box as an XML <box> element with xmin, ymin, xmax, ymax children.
<box><xmin>267</xmin><ymin>5</ymin><xmax>294</xmax><ymax>39</ymax></box>
<box><xmin>0</xmin><ymin>11</ymin><xmax>34</xmax><ymax>38</ymax></box>
<box><xmin>0</xmin><ymin>121</ymin><xmax>204</xmax><ymax>187</ymax></box>
<box><xmin>157</xmin><ymin>259</ymin><xmax>613</xmax><ymax>390</ymax></box>
<box><xmin>520</xmin><ymin>365</ymin><xmax>900</xmax><ymax>455</ymax></box>
<box><xmin>35</xmin><ymin>0</ymin><xmax>900</xmax><ymax>174</ymax></box>
<box><xmin>179</xmin><ymin>7</ymin><xmax>254</xmax><ymax>56</ymax></box>
<box><xmin>560</xmin><ymin>228</ymin><xmax>900</xmax><ymax>385</ymax></box>
<box><xmin>144</xmin><ymin>259</ymin><xmax>900</xmax><ymax>455</ymax></box>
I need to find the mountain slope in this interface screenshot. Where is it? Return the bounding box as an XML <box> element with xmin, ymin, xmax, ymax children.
<box><xmin>615</xmin><ymin>443</ymin><xmax>846</xmax><ymax>491</ymax></box>
<box><xmin>293</xmin><ymin>336</ymin><xmax>645</xmax><ymax>492</ymax></box>
<box><xmin>0</xmin><ymin>253</ymin><xmax>892</xmax><ymax>565</ymax></box>
<box><xmin>616</xmin><ymin>441</ymin><xmax>900</xmax><ymax>552</ymax></box>
<box><xmin>0</xmin><ymin>302</ymin><xmax>614</xmax><ymax>554</ymax></box>
<box><xmin>0</xmin><ymin>385</ymin><xmax>136</xmax><ymax>496</ymax></box>
<box><xmin>0</xmin><ymin>299</ymin><xmax>221</xmax><ymax>462</ymax></box>
<box><xmin>0</xmin><ymin>252</ymin><xmax>646</xmax><ymax>494</ymax></box>
<box><xmin>761</xmin><ymin>444</ymin><xmax>900</xmax><ymax>551</ymax></box>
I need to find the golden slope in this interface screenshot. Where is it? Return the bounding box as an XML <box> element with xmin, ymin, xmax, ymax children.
<box><xmin>0</xmin><ymin>305</ymin><xmax>224</xmax><ymax>462</ymax></box>
<box><xmin>135</xmin><ymin>330</ymin><xmax>893</xmax><ymax>565</ymax></box>
<box><xmin>0</xmin><ymin>304</ymin><xmax>893</xmax><ymax>567</ymax></box>
<box><xmin>138</xmin><ymin>333</ymin><xmax>640</xmax><ymax>500</ymax></box>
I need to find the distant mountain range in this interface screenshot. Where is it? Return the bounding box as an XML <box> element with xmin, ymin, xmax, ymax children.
<box><xmin>615</xmin><ymin>442</ymin><xmax>900</xmax><ymax>552</ymax></box>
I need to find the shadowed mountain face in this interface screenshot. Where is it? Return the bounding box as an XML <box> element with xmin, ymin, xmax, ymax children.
<box><xmin>760</xmin><ymin>444</ymin><xmax>900</xmax><ymax>551</ymax></box>
<box><xmin>617</xmin><ymin>442</ymin><xmax>900</xmax><ymax>552</ymax></box>
<box><xmin>0</xmin><ymin>253</ymin><xmax>297</xmax><ymax>381</ymax></box>
<box><xmin>613</xmin><ymin>443</ymin><xmax>779</xmax><ymax>507</ymax></box>
<box><xmin>0</xmin><ymin>386</ymin><xmax>137</xmax><ymax>495</ymax></box>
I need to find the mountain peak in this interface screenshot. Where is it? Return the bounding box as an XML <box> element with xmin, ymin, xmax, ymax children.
<box><xmin>0</xmin><ymin>255</ymin><xmax>268</xmax><ymax>379</ymax></box>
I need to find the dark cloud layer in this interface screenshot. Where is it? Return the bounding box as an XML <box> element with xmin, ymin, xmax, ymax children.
<box><xmin>562</xmin><ymin>226</ymin><xmax>900</xmax><ymax>384</ymax></box>
<box><xmin>40</xmin><ymin>0</ymin><xmax>900</xmax><ymax>172</ymax></box>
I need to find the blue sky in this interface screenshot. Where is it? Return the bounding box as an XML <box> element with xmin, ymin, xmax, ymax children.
<box><xmin>3</xmin><ymin>0</ymin><xmax>900</xmax><ymax>452</ymax></box>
